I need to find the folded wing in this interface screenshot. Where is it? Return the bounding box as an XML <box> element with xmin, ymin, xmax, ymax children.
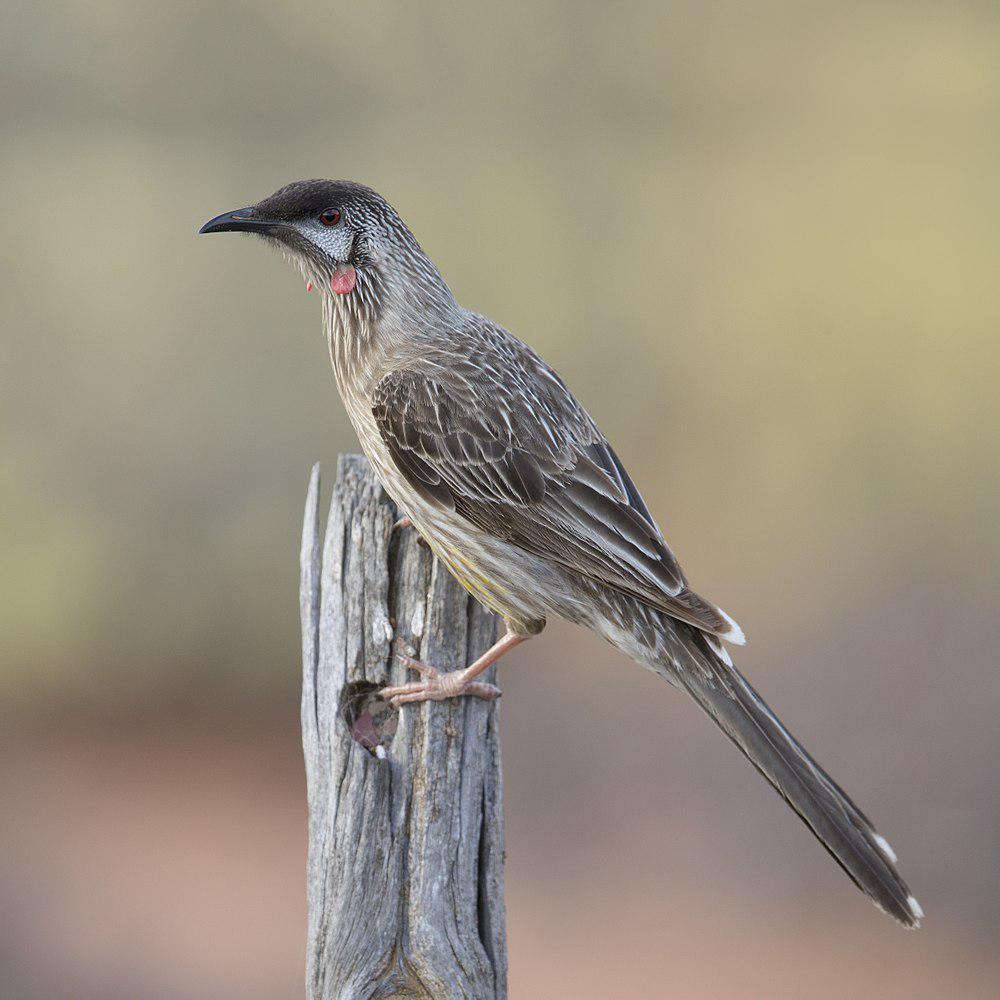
<box><xmin>372</xmin><ymin>353</ymin><xmax>744</xmax><ymax>645</ymax></box>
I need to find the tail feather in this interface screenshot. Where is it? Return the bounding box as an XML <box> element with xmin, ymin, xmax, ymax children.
<box><xmin>673</xmin><ymin>632</ymin><xmax>922</xmax><ymax>928</ymax></box>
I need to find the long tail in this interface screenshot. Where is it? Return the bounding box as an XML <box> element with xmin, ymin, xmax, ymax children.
<box><xmin>665</xmin><ymin>628</ymin><xmax>922</xmax><ymax>927</ymax></box>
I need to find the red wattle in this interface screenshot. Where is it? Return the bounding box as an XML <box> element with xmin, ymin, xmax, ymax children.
<box><xmin>331</xmin><ymin>266</ymin><xmax>357</xmax><ymax>295</ymax></box>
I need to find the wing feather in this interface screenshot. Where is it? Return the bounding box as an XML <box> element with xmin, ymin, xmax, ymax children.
<box><xmin>371</xmin><ymin>342</ymin><xmax>743</xmax><ymax>643</ymax></box>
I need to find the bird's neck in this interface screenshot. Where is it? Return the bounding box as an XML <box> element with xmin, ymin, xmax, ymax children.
<box><xmin>321</xmin><ymin>258</ymin><xmax>460</xmax><ymax>402</ymax></box>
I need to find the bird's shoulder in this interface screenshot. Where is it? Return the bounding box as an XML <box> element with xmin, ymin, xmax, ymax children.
<box><xmin>379</xmin><ymin>312</ymin><xmax>599</xmax><ymax>455</ymax></box>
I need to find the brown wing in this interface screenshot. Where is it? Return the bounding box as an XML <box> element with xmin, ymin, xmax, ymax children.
<box><xmin>372</xmin><ymin>343</ymin><xmax>743</xmax><ymax>644</ymax></box>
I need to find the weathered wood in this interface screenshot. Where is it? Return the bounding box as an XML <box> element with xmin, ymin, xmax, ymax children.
<box><xmin>300</xmin><ymin>456</ymin><xmax>507</xmax><ymax>1000</ymax></box>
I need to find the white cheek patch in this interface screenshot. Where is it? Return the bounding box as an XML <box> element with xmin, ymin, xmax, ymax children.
<box><xmin>309</xmin><ymin>221</ymin><xmax>354</xmax><ymax>261</ymax></box>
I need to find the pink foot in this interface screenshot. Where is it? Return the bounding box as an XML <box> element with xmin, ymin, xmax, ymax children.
<box><xmin>381</xmin><ymin>654</ymin><xmax>501</xmax><ymax>707</ymax></box>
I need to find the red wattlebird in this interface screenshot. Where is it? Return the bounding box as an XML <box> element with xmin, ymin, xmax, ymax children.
<box><xmin>201</xmin><ymin>180</ymin><xmax>923</xmax><ymax>927</ymax></box>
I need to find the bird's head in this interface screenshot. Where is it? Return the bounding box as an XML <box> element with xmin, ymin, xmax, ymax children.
<box><xmin>199</xmin><ymin>179</ymin><xmax>453</xmax><ymax>321</ymax></box>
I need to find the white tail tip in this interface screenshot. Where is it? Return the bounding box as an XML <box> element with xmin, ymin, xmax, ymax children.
<box><xmin>719</xmin><ymin>609</ymin><xmax>746</xmax><ymax>646</ymax></box>
<box><xmin>873</xmin><ymin>833</ymin><xmax>898</xmax><ymax>864</ymax></box>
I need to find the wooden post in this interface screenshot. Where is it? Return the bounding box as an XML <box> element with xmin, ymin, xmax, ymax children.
<box><xmin>299</xmin><ymin>457</ymin><xmax>507</xmax><ymax>1000</ymax></box>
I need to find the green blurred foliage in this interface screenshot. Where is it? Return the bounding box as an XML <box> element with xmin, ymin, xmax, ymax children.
<box><xmin>2</xmin><ymin>0</ymin><xmax>999</xmax><ymax>706</ymax></box>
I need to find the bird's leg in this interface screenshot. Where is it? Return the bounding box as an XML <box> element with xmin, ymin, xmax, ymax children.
<box><xmin>382</xmin><ymin>630</ymin><xmax>528</xmax><ymax>707</ymax></box>
<box><xmin>390</xmin><ymin>515</ymin><xmax>430</xmax><ymax>550</ymax></box>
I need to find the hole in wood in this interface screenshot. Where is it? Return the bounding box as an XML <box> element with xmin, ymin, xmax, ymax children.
<box><xmin>339</xmin><ymin>680</ymin><xmax>398</xmax><ymax>758</ymax></box>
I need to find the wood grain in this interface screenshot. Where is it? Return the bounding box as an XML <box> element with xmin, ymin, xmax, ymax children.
<box><xmin>300</xmin><ymin>457</ymin><xmax>506</xmax><ymax>999</ymax></box>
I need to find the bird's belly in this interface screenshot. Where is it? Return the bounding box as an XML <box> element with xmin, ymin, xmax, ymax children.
<box><xmin>349</xmin><ymin>422</ymin><xmax>548</xmax><ymax>628</ymax></box>
<box><xmin>425</xmin><ymin>517</ymin><xmax>525</xmax><ymax>611</ymax></box>
<box><xmin>402</xmin><ymin>490</ymin><xmax>550</xmax><ymax>628</ymax></box>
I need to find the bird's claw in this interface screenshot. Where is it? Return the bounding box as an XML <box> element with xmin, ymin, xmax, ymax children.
<box><xmin>381</xmin><ymin>653</ymin><xmax>501</xmax><ymax>707</ymax></box>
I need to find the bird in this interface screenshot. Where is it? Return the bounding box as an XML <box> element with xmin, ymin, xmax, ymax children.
<box><xmin>200</xmin><ymin>179</ymin><xmax>923</xmax><ymax>928</ymax></box>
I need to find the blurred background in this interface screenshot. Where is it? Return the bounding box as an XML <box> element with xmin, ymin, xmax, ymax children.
<box><xmin>2</xmin><ymin>1</ymin><xmax>999</xmax><ymax>997</ymax></box>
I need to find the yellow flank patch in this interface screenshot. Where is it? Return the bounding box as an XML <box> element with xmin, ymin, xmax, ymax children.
<box><xmin>431</xmin><ymin>542</ymin><xmax>509</xmax><ymax>616</ymax></box>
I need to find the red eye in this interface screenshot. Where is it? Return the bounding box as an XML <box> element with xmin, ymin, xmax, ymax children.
<box><xmin>319</xmin><ymin>208</ymin><xmax>341</xmax><ymax>227</ymax></box>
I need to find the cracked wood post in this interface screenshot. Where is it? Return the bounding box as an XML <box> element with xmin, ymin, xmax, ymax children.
<box><xmin>299</xmin><ymin>456</ymin><xmax>508</xmax><ymax>1000</ymax></box>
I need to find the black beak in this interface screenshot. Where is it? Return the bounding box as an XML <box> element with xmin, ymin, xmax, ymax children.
<box><xmin>198</xmin><ymin>207</ymin><xmax>282</xmax><ymax>235</ymax></box>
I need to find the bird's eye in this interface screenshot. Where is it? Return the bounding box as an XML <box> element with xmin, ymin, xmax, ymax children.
<box><xmin>319</xmin><ymin>208</ymin><xmax>342</xmax><ymax>227</ymax></box>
